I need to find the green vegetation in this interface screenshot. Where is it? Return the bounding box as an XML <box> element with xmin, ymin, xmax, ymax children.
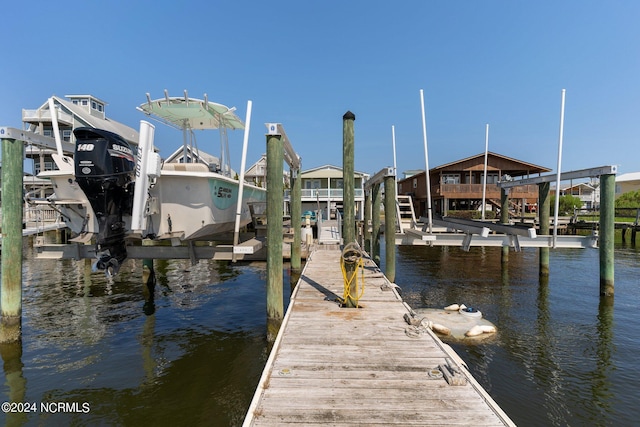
<box><xmin>615</xmin><ymin>190</ymin><xmax>640</xmax><ymax>208</ymax></box>
<box><xmin>446</xmin><ymin>210</ymin><xmax>496</xmax><ymax>220</ymax></box>
<box><xmin>576</xmin><ymin>190</ymin><xmax>640</xmax><ymax>223</ymax></box>
<box><xmin>550</xmin><ymin>194</ymin><xmax>582</xmax><ymax>216</ymax></box>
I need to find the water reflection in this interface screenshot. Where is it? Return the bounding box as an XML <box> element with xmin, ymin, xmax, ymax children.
<box><xmin>0</xmin><ymin>245</ymin><xmax>291</xmax><ymax>426</ymax></box>
<box><xmin>0</xmin><ymin>342</ymin><xmax>27</xmax><ymax>427</ymax></box>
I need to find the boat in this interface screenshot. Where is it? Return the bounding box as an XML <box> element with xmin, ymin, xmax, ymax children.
<box><xmin>39</xmin><ymin>91</ymin><xmax>266</xmax><ymax>275</ymax></box>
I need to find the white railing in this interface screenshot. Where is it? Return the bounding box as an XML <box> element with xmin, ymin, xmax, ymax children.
<box><xmin>22</xmin><ymin>108</ymin><xmax>74</xmax><ymax>125</ymax></box>
<box><xmin>284</xmin><ymin>188</ymin><xmax>364</xmax><ymax>200</ymax></box>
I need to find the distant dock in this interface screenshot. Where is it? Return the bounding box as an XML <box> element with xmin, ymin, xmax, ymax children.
<box><xmin>243</xmin><ymin>247</ymin><xmax>515</xmax><ymax>426</ymax></box>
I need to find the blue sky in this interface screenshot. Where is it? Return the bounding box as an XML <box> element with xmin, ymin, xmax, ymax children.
<box><xmin>2</xmin><ymin>1</ymin><xmax>639</xmax><ymax>177</ymax></box>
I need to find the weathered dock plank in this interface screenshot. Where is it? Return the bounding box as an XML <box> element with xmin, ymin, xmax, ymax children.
<box><xmin>243</xmin><ymin>248</ymin><xmax>515</xmax><ymax>426</ymax></box>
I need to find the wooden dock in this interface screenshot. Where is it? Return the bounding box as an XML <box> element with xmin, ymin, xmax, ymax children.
<box><xmin>243</xmin><ymin>247</ymin><xmax>515</xmax><ymax>426</ymax></box>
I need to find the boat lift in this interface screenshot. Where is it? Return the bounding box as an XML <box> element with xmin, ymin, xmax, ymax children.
<box><xmin>399</xmin><ymin>165</ymin><xmax>617</xmax><ymax>251</ymax></box>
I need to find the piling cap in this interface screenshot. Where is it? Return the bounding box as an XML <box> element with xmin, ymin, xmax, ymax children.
<box><xmin>343</xmin><ymin>111</ymin><xmax>356</xmax><ymax>121</ymax></box>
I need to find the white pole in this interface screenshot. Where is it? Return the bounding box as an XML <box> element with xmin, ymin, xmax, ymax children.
<box><xmin>391</xmin><ymin>125</ymin><xmax>397</xmax><ymax>177</ymax></box>
<box><xmin>48</xmin><ymin>98</ymin><xmax>63</xmax><ymax>157</ymax></box>
<box><xmin>131</xmin><ymin>120</ymin><xmax>155</xmax><ymax>233</ymax></box>
<box><xmin>420</xmin><ymin>89</ymin><xmax>433</xmax><ymax>233</ymax></box>
<box><xmin>233</xmin><ymin>100</ymin><xmax>252</xmax><ymax>258</ymax></box>
<box><xmin>553</xmin><ymin>89</ymin><xmax>566</xmax><ymax>248</ymax></box>
<box><xmin>481</xmin><ymin>124</ymin><xmax>489</xmax><ymax>221</ymax></box>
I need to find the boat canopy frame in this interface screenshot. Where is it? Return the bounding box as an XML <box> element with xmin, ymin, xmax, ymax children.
<box><xmin>137</xmin><ymin>90</ymin><xmax>244</xmax><ymax>177</ymax></box>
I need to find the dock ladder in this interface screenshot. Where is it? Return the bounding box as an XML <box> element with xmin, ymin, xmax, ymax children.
<box><xmin>396</xmin><ymin>195</ymin><xmax>417</xmax><ymax>233</ymax></box>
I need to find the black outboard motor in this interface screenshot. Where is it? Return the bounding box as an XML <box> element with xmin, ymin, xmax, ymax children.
<box><xmin>73</xmin><ymin>127</ymin><xmax>136</xmax><ymax>276</ymax></box>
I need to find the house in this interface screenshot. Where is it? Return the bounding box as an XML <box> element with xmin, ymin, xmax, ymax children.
<box><xmin>20</xmin><ymin>94</ymin><xmax>139</xmax><ymax>198</ymax></box>
<box><xmin>285</xmin><ymin>165</ymin><xmax>369</xmax><ymax>220</ymax></box>
<box><xmin>558</xmin><ymin>182</ymin><xmax>599</xmax><ymax>209</ymax></box>
<box><xmin>615</xmin><ymin>172</ymin><xmax>640</xmax><ymax>198</ymax></box>
<box><xmin>244</xmin><ymin>154</ymin><xmax>267</xmax><ymax>187</ymax></box>
<box><xmin>397</xmin><ymin>152</ymin><xmax>551</xmax><ymax>218</ymax></box>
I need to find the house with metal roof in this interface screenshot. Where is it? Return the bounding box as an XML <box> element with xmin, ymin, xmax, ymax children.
<box><xmin>615</xmin><ymin>172</ymin><xmax>640</xmax><ymax>197</ymax></box>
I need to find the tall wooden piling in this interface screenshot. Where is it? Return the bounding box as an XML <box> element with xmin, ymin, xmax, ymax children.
<box><xmin>538</xmin><ymin>182</ymin><xmax>550</xmax><ymax>275</ymax></box>
<box><xmin>500</xmin><ymin>187</ymin><xmax>509</xmax><ymax>263</ymax></box>
<box><xmin>290</xmin><ymin>165</ymin><xmax>302</xmax><ymax>271</ymax></box>
<box><xmin>599</xmin><ymin>173</ymin><xmax>615</xmax><ymax>296</ymax></box>
<box><xmin>384</xmin><ymin>175</ymin><xmax>396</xmax><ymax>282</ymax></box>
<box><xmin>342</xmin><ymin>111</ymin><xmax>356</xmax><ymax>245</ymax></box>
<box><xmin>371</xmin><ymin>183</ymin><xmax>381</xmax><ymax>264</ymax></box>
<box><xmin>266</xmin><ymin>133</ymin><xmax>284</xmax><ymax>335</ymax></box>
<box><xmin>364</xmin><ymin>190</ymin><xmax>372</xmax><ymax>255</ymax></box>
<box><xmin>1</xmin><ymin>137</ymin><xmax>24</xmax><ymax>343</ymax></box>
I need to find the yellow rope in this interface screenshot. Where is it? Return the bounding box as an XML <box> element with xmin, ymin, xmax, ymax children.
<box><xmin>340</xmin><ymin>255</ymin><xmax>365</xmax><ymax>307</ymax></box>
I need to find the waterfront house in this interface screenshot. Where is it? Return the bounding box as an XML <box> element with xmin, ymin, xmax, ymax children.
<box><xmin>244</xmin><ymin>154</ymin><xmax>268</xmax><ymax>187</ymax></box>
<box><xmin>22</xmin><ymin>95</ymin><xmax>139</xmax><ymax>196</ymax></box>
<box><xmin>615</xmin><ymin>172</ymin><xmax>640</xmax><ymax>198</ymax></box>
<box><xmin>23</xmin><ymin>94</ymin><xmax>138</xmax><ymax>160</ymax></box>
<box><xmin>397</xmin><ymin>152</ymin><xmax>551</xmax><ymax>218</ymax></box>
<box><xmin>558</xmin><ymin>182</ymin><xmax>600</xmax><ymax>209</ymax></box>
<box><xmin>285</xmin><ymin>165</ymin><xmax>369</xmax><ymax>220</ymax></box>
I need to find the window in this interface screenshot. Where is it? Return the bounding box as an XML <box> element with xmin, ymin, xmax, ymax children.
<box><xmin>442</xmin><ymin>174</ymin><xmax>460</xmax><ymax>184</ymax></box>
<box><xmin>413</xmin><ymin>178</ymin><xmax>417</xmax><ymax>189</ymax></box>
<box><xmin>486</xmin><ymin>174</ymin><xmax>499</xmax><ymax>184</ymax></box>
<box><xmin>92</xmin><ymin>101</ymin><xmax>97</xmax><ymax>110</ymax></box>
<box><xmin>98</xmin><ymin>104</ymin><xmax>103</xmax><ymax>112</ymax></box>
<box><xmin>82</xmin><ymin>100</ymin><xmax>88</xmax><ymax>106</ymax></box>
<box><xmin>62</xmin><ymin>130</ymin><xmax>71</xmax><ymax>142</ymax></box>
<box><xmin>305</xmin><ymin>180</ymin><xmax>321</xmax><ymax>189</ymax></box>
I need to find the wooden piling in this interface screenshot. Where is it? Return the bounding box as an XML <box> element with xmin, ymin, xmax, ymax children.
<box><xmin>500</xmin><ymin>187</ymin><xmax>509</xmax><ymax>263</ymax></box>
<box><xmin>371</xmin><ymin>183</ymin><xmax>381</xmax><ymax>264</ymax></box>
<box><xmin>538</xmin><ymin>182</ymin><xmax>550</xmax><ymax>275</ymax></box>
<box><xmin>364</xmin><ymin>189</ymin><xmax>372</xmax><ymax>255</ymax></box>
<box><xmin>342</xmin><ymin>111</ymin><xmax>356</xmax><ymax>245</ymax></box>
<box><xmin>266</xmin><ymin>133</ymin><xmax>284</xmax><ymax>332</ymax></box>
<box><xmin>384</xmin><ymin>175</ymin><xmax>396</xmax><ymax>283</ymax></box>
<box><xmin>1</xmin><ymin>137</ymin><xmax>24</xmax><ymax>343</ymax></box>
<box><xmin>599</xmin><ymin>173</ymin><xmax>615</xmax><ymax>296</ymax></box>
<box><xmin>290</xmin><ymin>165</ymin><xmax>302</xmax><ymax>271</ymax></box>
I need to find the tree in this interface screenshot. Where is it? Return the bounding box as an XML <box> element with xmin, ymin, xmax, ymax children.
<box><xmin>550</xmin><ymin>194</ymin><xmax>582</xmax><ymax>215</ymax></box>
<box><xmin>615</xmin><ymin>190</ymin><xmax>640</xmax><ymax>208</ymax></box>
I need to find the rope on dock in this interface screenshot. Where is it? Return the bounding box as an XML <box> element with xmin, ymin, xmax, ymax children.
<box><xmin>340</xmin><ymin>242</ymin><xmax>365</xmax><ymax>307</ymax></box>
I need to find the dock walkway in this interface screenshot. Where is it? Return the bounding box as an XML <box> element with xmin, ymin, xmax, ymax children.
<box><xmin>243</xmin><ymin>248</ymin><xmax>515</xmax><ymax>426</ymax></box>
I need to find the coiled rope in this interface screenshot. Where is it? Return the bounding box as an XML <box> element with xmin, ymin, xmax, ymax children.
<box><xmin>340</xmin><ymin>242</ymin><xmax>365</xmax><ymax>307</ymax></box>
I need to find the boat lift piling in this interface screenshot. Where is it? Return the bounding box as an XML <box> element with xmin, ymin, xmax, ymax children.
<box><xmin>265</xmin><ymin>124</ymin><xmax>300</xmax><ymax>339</ymax></box>
<box><xmin>365</xmin><ymin>167</ymin><xmax>397</xmax><ymax>283</ymax></box>
<box><xmin>384</xmin><ymin>172</ymin><xmax>397</xmax><ymax>282</ymax></box>
<box><xmin>498</xmin><ymin>165</ymin><xmax>618</xmax><ymax>295</ymax></box>
<box><xmin>0</xmin><ymin>132</ymin><xmax>24</xmax><ymax>343</ymax></box>
<box><xmin>538</xmin><ymin>182</ymin><xmax>551</xmax><ymax>275</ymax></box>
<box><xmin>500</xmin><ymin>187</ymin><xmax>510</xmax><ymax>263</ymax></box>
<box><xmin>371</xmin><ymin>183</ymin><xmax>382</xmax><ymax>264</ymax></box>
<box><xmin>599</xmin><ymin>173</ymin><xmax>615</xmax><ymax>296</ymax></box>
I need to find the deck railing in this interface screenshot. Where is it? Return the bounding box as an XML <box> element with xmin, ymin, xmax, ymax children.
<box><xmin>437</xmin><ymin>183</ymin><xmax>539</xmax><ymax>198</ymax></box>
<box><xmin>284</xmin><ymin>188</ymin><xmax>364</xmax><ymax>200</ymax></box>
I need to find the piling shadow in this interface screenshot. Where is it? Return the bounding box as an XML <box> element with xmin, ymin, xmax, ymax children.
<box><xmin>299</xmin><ymin>274</ymin><xmax>342</xmax><ymax>303</ymax></box>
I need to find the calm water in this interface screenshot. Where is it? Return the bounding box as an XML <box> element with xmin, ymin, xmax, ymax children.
<box><xmin>0</xmin><ymin>238</ymin><xmax>638</xmax><ymax>426</ymax></box>
<box><xmin>389</xmin><ymin>242</ymin><xmax>640</xmax><ymax>427</ymax></box>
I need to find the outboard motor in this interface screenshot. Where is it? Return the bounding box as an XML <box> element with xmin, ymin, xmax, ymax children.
<box><xmin>73</xmin><ymin>127</ymin><xmax>136</xmax><ymax>276</ymax></box>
